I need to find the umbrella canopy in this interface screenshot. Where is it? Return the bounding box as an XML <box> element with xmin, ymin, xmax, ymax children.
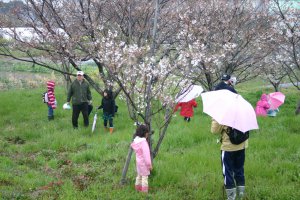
<box><xmin>268</xmin><ymin>92</ymin><xmax>285</xmax><ymax>109</ymax></box>
<box><xmin>92</xmin><ymin>113</ymin><xmax>97</xmax><ymax>133</ymax></box>
<box><xmin>175</xmin><ymin>85</ymin><xmax>204</xmax><ymax>103</ymax></box>
<box><xmin>201</xmin><ymin>90</ymin><xmax>259</xmax><ymax>133</ymax></box>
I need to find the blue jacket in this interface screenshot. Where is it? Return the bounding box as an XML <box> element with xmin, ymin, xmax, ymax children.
<box><xmin>214</xmin><ymin>81</ymin><xmax>237</xmax><ymax>94</ymax></box>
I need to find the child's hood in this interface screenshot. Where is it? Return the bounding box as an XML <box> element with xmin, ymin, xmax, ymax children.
<box><xmin>131</xmin><ymin>136</ymin><xmax>146</xmax><ymax>150</ymax></box>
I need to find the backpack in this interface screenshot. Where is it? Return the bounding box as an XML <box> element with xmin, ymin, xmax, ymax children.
<box><xmin>226</xmin><ymin>128</ymin><xmax>249</xmax><ymax>145</ymax></box>
<box><xmin>42</xmin><ymin>92</ymin><xmax>49</xmax><ymax>103</ymax></box>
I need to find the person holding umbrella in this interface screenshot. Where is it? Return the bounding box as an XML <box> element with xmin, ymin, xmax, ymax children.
<box><xmin>201</xmin><ymin>90</ymin><xmax>258</xmax><ymax>200</ymax></box>
<box><xmin>255</xmin><ymin>93</ymin><xmax>270</xmax><ymax>117</ymax></box>
<box><xmin>211</xmin><ymin>119</ymin><xmax>248</xmax><ymax>200</ymax></box>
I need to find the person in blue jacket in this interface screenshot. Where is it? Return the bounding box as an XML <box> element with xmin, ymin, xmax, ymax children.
<box><xmin>215</xmin><ymin>74</ymin><xmax>237</xmax><ymax>94</ymax></box>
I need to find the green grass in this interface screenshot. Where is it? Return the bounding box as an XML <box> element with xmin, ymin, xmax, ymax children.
<box><xmin>0</xmin><ymin>85</ymin><xmax>300</xmax><ymax>199</ymax></box>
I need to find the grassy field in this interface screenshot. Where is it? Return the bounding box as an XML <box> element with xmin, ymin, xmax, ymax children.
<box><xmin>0</xmin><ymin>84</ymin><xmax>300</xmax><ymax>199</ymax></box>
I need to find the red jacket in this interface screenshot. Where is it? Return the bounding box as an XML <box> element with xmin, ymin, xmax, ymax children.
<box><xmin>174</xmin><ymin>99</ymin><xmax>197</xmax><ymax>117</ymax></box>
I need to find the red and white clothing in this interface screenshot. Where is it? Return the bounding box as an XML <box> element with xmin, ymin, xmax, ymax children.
<box><xmin>47</xmin><ymin>81</ymin><xmax>57</xmax><ymax>109</ymax></box>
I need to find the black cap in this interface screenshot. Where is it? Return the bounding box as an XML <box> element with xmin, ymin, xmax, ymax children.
<box><xmin>221</xmin><ymin>74</ymin><xmax>231</xmax><ymax>81</ymax></box>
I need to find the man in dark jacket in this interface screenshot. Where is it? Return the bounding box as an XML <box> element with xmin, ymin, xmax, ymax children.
<box><xmin>215</xmin><ymin>74</ymin><xmax>237</xmax><ymax>94</ymax></box>
<box><xmin>67</xmin><ymin>71</ymin><xmax>92</xmax><ymax>128</ymax></box>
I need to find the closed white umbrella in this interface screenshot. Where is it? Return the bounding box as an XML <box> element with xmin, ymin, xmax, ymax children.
<box><xmin>92</xmin><ymin>112</ymin><xmax>98</xmax><ymax>133</ymax></box>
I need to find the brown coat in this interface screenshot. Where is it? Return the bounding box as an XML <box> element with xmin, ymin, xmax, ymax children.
<box><xmin>210</xmin><ymin>119</ymin><xmax>248</xmax><ymax>151</ymax></box>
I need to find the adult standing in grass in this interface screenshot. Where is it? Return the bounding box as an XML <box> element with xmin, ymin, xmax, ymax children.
<box><xmin>211</xmin><ymin>119</ymin><xmax>248</xmax><ymax>200</ymax></box>
<box><xmin>46</xmin><ymin>80</ymin><xmax>57</xmax><ymax>120</ymax></box>
<box><xmin>66</xmin><ymin>71</ymin><xmax>92</xmax><ymax>129</ymax></box>
<box><xmin>215</xmin><ymin>74</ymin><xmax>237</xmax><ymax>94</ymax></box>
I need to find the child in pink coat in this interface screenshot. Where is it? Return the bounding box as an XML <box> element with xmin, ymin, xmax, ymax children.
<box><xmin>255</xmin><ymin>94</ymin><xmax>270</xmax><ymax>116</ymax></box>
<box><xmin>131</xmin><ymin>124</ymin><xmax>152</xmax><ymax>193</ymax></box>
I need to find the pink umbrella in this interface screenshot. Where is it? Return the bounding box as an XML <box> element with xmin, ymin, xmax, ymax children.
<box><xmin>268</xmin><ymin>92</ymin><xmax>285</xmax><ymax>109</ymax></box>
<box><xmin>201</xmin><ymin>90</ymin><xmax>259</xmax><ymax>133</ymax></box>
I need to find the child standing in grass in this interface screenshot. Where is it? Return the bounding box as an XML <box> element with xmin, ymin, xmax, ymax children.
<box><xmin>97</xmin><ymin>89</ymin><xmax>115</xmax><ymax>134</ymax></box>
<box><xmin>131</xmin><ymin>124</ymin><xmax>152</xmax><ymax>193</ymax></box>
<box><xmin>255</xmin><ymin>93</ymin><xmax>270</xmax><ymax>116</ymax></box>
<box><xmin>46</xmin><ymin>81</ymin><xmax>57</xmax><ymax>120</ymax></box>
<box><xmin>174</xmin><ymin>99</ymin><xmax>197</xmax><ymax>122</ymax></box>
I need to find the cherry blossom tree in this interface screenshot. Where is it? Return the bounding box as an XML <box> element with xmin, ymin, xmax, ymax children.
<box><xmin>271</xmin><ymin>0</ymin><xmax>300</xmax><ymax>90</ymax></box>
<box><xmin>175</xmin><ymin>0</ymin><xmax>273</xmax><ymax>90</ymax></box>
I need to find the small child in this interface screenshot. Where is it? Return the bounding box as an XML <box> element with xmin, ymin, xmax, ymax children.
<box><xmin>98</xmin><ymin>89</ymin><xmax>116</xmax><ymax>134</ymax></box>
<box><xmin>46</xmin><ymin>81</ymin><xmax>57</xmax><ymax>120</ymax></box>
<box><xmin>174</xmin><ymin>99</ymin><xmax>197</xmax><ymax>122</ymax></box>
<box><xmin>255</xmin><ymin>93</ymin><xmax>270</xmax><ymax>117</ymax></box>
<box><xmin>131</xmin><ymin>124</ymin><xmax>152</xmax><ymax>193</ymax></box>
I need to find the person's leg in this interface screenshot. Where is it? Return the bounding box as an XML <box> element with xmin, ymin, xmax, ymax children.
<box><xmin>48</xmin><ymin>105</ymin><xmax>54</xmax><ymax>120</ymax></box>
<box><xmin>72</xmin><ymin>105</ymin><xmax>80</xmax><ymax>128</ymax></box>
<box><xmin>81</xmin><ymin>102</ymin><xmax>89</xmax><ymax>127</ymax></box>
<box><xmin>109</xmin><ymin>117</ymin><xmax>114</xmax><ymax>134</ymax></box>
<box><xmin>104</xmin><ymin>118</ymin><xmax>108</xmax><ymax>128</ymax></box>
<box><xmin>221</xmin><ymin>150</ymin><xmax>236</xmax><ymax>200</ymax></box>
<box><xmin>187</xmin><ymin>117</ymin><xmax>191</xmax><ymax>122</ymax></box>
<box><xmin>233</xmin><ymin>149</ymin><xmax>245</xmax><ymax>199</ymax></box>
<box><xmin>141</xmin><ymin>176</ymin><xmax>149</xmax><ymax>193</ymax></box>
<box><xmin>135</xmin><ymin>175</ymin><xmax>142</xmax><ymax>191</ymax></box>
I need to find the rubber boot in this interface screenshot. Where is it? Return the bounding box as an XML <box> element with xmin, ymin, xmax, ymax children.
<box><xmin>226</xmin><ymin>188</ymin><xmax>236</xmax><ymax>200</ymax></box>
<box><xmin>109</xmin><ymin>127</ymin><xmax>114</xmax><ymax>134</ymax></box>
<box><xmin>48</xmin><ymin>116</ymin><xmax>54</xmax><ymax>121</ymax></box>
<box><xmin>237</xmin><ymin>186</ymin><xmax>245</xmax><ymax>199</ymax></box>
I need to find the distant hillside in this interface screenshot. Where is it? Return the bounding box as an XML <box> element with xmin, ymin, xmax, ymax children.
<box><xmin>0</xmin><ymin>1</ymin><xmax>26</xmax><ymax>27</ymax></box>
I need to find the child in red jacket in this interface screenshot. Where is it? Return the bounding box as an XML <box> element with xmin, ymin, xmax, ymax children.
<box><xmin>174</xmin><ymin>99</ymin><xmax>197</xmax><ymax>122</ymax></box>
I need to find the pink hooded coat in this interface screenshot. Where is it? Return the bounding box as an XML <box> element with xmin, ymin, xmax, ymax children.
<box><xmin>255</xmin><ymin>94</ymin><xmax>270</xmax><ymax>116</ymax></box>
<box><xmin>131</xmin><ymin>137</ymin><xmax>152</xmax><ymax>176</ymax></box>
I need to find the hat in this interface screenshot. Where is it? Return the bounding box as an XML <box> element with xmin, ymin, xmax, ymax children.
<box><xmin>77</xmin><ymin>71</ymin><xmax>84</xmax><ymax>76</ymax></box>
<box><xmin>47</xmin><ymin>81</ymin><xmax>55</xmax><ymax>90</ymax></box>
<box><xmin>221</xmin><ymin>74</ymin><xmax>231</xmax><ymax>81</ymax></box>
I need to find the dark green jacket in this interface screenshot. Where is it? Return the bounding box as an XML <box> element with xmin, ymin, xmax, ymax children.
<box><xmin>67</xmin><ymin>79</ymin><xmax>92</xmax><ymax>105</ymax></box>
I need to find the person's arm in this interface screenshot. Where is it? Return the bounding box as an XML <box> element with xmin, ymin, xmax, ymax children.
<box><xmin>192</xmin><ymin>99</ymin><xmax>197</xmax><ymax>107</ymax></box>
<box><xmin>112</xmin><ymin>99</ymin><xmax>116</xmax><ymax>116</ymax></box>
<box><xmin>87</xmin><ymin>84</ymin><xmax>92</xmax><ymax>101</ymax></box>
<box><xmin>211</xmin><ymin>119</ymin><xmax>224</xmax><ymax>134</ymax></box>
<box><xmin>66</xmin><ymin>83</ymin><xmax>73</xmax><ymax>103</ymax></box>
<box><xmin>173</xmin><ymin>103</ymin><xmax>181</xmax><ymax>113</ymax></box>
<box><xmin>98</xmin><ymin>99</ymin><xmax>103</xmax><ymax>109</ymax></box>
<box><xmin>142</xmin><ymin>141</ymin><xmax>152</xmax><ymax>170</ymax></box>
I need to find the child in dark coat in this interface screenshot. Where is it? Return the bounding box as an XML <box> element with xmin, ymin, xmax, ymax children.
<box><xmin>174</xmin><ymin>99</ymin><xmax>197</xmax><ymax>122</ymax></box>
<box><xmin>98</xmin><ymin>89</ymin><xmax>116</xmax><ymax>134</ymax></box>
